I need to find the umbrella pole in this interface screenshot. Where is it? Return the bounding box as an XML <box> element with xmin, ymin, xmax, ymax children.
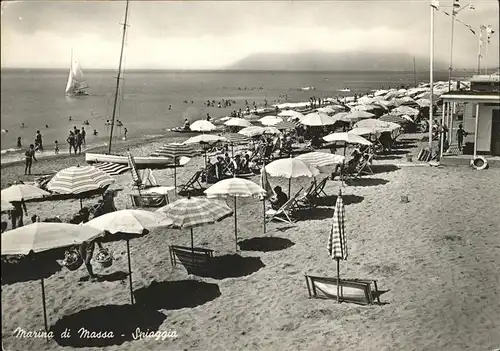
<box><xmin>174</xmin><ymin>156</ymin><xmax>177</xmax><ymax>193</ymax></box>
<box><xmin>288</xmin><ymin>178</ymin><xmax>292</xmax><ymax>198</ymax></box>
<box><xmin>191</xmin><ymin>228</ymin><xmax>195</xmax><ymax>267</ymax></box>
<box><xmin>231</xmin><ymin>144</ymin><xmax>234</xmax><ymax>158</ymax></box>
<box><xmin>80</xmin><ymin>198</ymin><xmax>83</xmax><ymax>210</ymax></box>
<box><xmin>126</xmin><ymin>239</ymin><xmax>134</xmax><ymax>305</ymax></box>
<box><xmin>336</xmin><ymin>258</ymin><xmax>340</xmax><ymax>304</ymax></box>
<box><xmin>40</xmin><ymin>278</ymin><xmax>49</xmax><ymax>342</ymax></box>
<box><xmin>263</xmin><ymin>198</ymin><xmax>266</xmax><ymax>233</ymax></box>
<box><xmin>234</xmin><ymin>197</ymin><xmax>238</xmax><ymax>251</ymax></box>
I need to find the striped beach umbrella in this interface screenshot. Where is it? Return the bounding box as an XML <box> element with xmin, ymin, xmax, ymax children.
<box><xmin>205</xmin><ymin>178</ymin><xmax>266</xmax><ymax>251</ymax></box>
<box><xmin>183</xmin><ymin>134</ymin><xmax>227</xmax><ymax>145</ymax></box>
<box><xmin>189</xmin><ymin>120</ymin><xmax>216</xmax><ymax>132</ymax></box>
<box><xmin>157</xmin><ymin>197</ymin><xmax>233</xmax><ymax>250</ymax></box>
<box><xmin>1</xmin><ymin>222</ymin><xmax>104</xmax><ymax>335</ymax></box>
<box><xmin>296</xmin><ymin>152</ymin><xmax>345</xmax><ymax>168</ymax></box>
<box><xmin>327</xmin><ymin>190</ymin><xmax>347</xmax><ymax>303</ymax></box>
<box><xmin>259</xmin><ymin>115</ymin><xmax>283</xmax><ymax>126</ymax></box>
<box><xmin>224</xmin><ymin>133</ymin><xmax>250</xmax><ymax>144</ymax></box>
<box><xmin>274</xmin><ymin>121</ymin><xmax>297</xmax><ymax>130</ymax></box>
<box><xmin>323</xmin><ymin>132</ymin><xmax>372</xmax><ymax>145</ymax></box>
<box><xmin>1</xmin><ymin>184</ymin><xmax>50</xmax><ymax>202</ymax></box>
<box><xmin>93</xmin><ymin>162</ymin><xmax>130</xmax><ymax>176</ymax></box>
<box><xmin>278</xmin><ymin>110</ymin><xmax>304</xmax><ymax>120</ymax></box>
<box><xmin>154</xmin><ymin>143</ymin><xmax>197</xmax><ymax>190</ymax></box>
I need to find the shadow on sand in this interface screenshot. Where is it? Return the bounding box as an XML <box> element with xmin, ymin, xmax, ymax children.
<box><xmin>371</xmin><ymin>164</ymin><xmax>400</xmax><ymax>174</ymax></box>
<box><xmin>201</xmin><ymin>254</ymin><xmax>265</xmax><ymax>279</ymax></box>
<box><xmin>238</xmin><ymin>237</ymin><xmax>295</xmax><ymax>252</ymax></box>
<box><xmin>312</xmin><ymin>194</ymin><xmax>365</xmax><ymax>207</ymax></box>
<box><xmin>51</xmin><ymin>304</ymin><xmax>166</xmax><ymax>348</ymax></box>
<box><xmin>134</xmin><ymin>280</ymin><xmax>221</xmax><ymax>310</ymax></box>
<box><xmin>345</xmin><ymin>178</ymin><xmax>389</xmax><ymax>187</ymax></box>
<box><xmin>1</xmin><ymin>253</ymin><xmax>63</xmax><ymax>285</ymax></box>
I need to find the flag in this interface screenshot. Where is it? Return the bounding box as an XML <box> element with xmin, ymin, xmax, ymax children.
<box><xmin>431</xmin><ymin>0</ymin><xmax>439</xmax><ymax>9</ymax></box>
<box><xmin>259</xmin><ymin>165</ymin><xmax>274</xmax><ymax>200</ymax></box>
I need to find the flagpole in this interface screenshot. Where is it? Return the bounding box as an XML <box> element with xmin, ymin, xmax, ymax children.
<box><xmin>477</xmin><ymin>27</ymin><xmax>482</xmax><ymax>74</ymax></box>
<box><xmin>448</xmin><ymin>3</ymin><xmax>456</xmax><ymax>92</ymax></box>
<box><xmin>429</xmin><ymin>1</ymin><xmax>435</xmax><ymax>149</ymax></box>
<box><xmin>485</xmin><ymin>39</ymin><xmax>489</xmax><ymax>75</ymax></box>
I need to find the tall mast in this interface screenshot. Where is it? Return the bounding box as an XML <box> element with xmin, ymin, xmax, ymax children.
<box><xmin>413</xmin><ymin>57</ymin><xmax>417</xmax><ymax>87</ymax></box>
<box><xmin>108</xmin><ymin>0</ymin><xmax>130</xmax><ymax>154</ymax></box>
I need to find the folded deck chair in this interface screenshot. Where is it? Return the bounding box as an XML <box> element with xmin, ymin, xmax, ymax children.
<box><xmin>265</xmin><ymin>187</ymin><xmax>303</xmax><ymax>224</ymax></box>
<box><xmin>178</xmin><ymin>170</ymin><xmax>203</xmax><ymax>194</ymax></box>
<box><xmin>305</xmin><ymin>275</ymin><xmax>381</xmax><ymax>305</ymax></box>
<box><xmin>169</xmin><ymin>245</ymin><xmax>214</xmax><ymax>275</ymax></box>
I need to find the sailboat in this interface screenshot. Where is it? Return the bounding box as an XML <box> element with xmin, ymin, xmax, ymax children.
<box><xmin>65</xmin><ymin>51</ymin><xmax>89</xmax><ymax>96</ymax></box>
<box><xmin>85</xmin><ymin>0</ymin><xmax>178</xmax><ymax>168</ymax></box>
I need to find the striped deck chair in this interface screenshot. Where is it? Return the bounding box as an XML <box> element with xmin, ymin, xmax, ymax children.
<box><xmin>357</xmin><ymin>154</ymin><xmax>374</xmax><ymax>175</ymax></box>
<box><xmin>297</xmin><ymin>177</ymin><xmax>329</xmax><ymax>208</ymax></box>
<box><xmin>265</xmin><ymin>187</ymin><xmax>303</xmax><ymax>225</ymax></box>
<box><xmin>127</xmin><ymin>153</ymin><xmax>157</xmax><ymax>191</ymax></box>
<box><xmin>93</xmin><ymin>162</ymin><xmax>130</xmax><ymax>176</ymax></box>
<box><xmin>178</xmin><ymin>170</ymin><xmax>204</xmax><ymax>195</ymax></box>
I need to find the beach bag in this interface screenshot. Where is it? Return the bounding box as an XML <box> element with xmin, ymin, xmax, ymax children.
<box><xmin>94</xmin><ymin>248</ymin><xmax>113</xmax><ymax>268</ymax></box>
<box><xmin>63</xmin><ymin>248</ymin><xmax>83</xmax><ymax>271</ymax></box>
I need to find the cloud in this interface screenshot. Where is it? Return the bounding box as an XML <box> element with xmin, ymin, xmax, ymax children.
<box><xmin>1</xmin><ymin>0</ymin><xmax>498</xmax><ymax>69</ymax></box>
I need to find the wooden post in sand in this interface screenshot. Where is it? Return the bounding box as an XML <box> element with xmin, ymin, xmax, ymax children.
<box><xmin>233</xmin><ymin>196</ymin><xmax>238</xmax><ymax>251</ymax></box>
<box><xmin>40</xmin><ymin>278</ymin><xmax>49</xmax><ymax>342</ymax></box>
<box><xmin>126</xmin><ymin>239</ymin><xmax>134</xmax><ymax>305</ymax></box>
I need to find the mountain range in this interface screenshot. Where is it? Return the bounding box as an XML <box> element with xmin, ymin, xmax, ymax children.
<box><xmin>227</xmin><ymin>51</ymin><xmax>449</xmax><ymax>71</ymax></box>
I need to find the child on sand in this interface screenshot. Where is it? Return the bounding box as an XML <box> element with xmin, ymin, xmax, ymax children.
<box><xmin>54</xmin><ymin>141</ymin><xmax>59</xmax><ymax>154</ymax></box>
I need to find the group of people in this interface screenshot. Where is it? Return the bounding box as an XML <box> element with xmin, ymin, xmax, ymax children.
<box><xmin>66</xmin><ymin>127</ymin><xmax>87</xmax><ymax>155</ymax></box>
<box><xmin>205</xmin><ymin>152</ymin><xmax>254</xmax><ymax>182</ymax></box>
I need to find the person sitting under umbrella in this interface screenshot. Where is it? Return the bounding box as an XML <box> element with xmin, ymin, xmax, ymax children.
<box><xmin>269</xmin><ymin>186</ymin><xmax>288</xmax><ymax>210</ymax></box>
<box><xmin>8</xmin><ymin>199</ymin><xmax>28</xmax><ymax>229</ymax></box>
<box><xmin>239</xmin><ymin>154</ymin><xmax>251</xmax><ymax>174</ymax></box>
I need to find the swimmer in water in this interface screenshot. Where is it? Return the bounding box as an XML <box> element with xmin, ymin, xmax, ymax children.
<box><xmin>45</xmin><ymin>124</ymin><xmax>49</xmax><ymax>128</ymax></box>
<box><xmin>93</xmin><ymin>129</ymin><xmax>98</xmax><ymax>136</ymax></box>
<box><xmin>69</xmin><ymin>116</ymin><xmax>72</xmax><ymax>121</ymax></box>
<box><xmin>21</xmin><ymin>123</ymin><xmax>26</xmax><ymax>128</ymax></box>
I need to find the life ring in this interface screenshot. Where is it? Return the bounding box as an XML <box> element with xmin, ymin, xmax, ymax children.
<box><xmin>470</xmin><ymin>156</ymin><xmax>488</xmax><ymax>170</ymax></box>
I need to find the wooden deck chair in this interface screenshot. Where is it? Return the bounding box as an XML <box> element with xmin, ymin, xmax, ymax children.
<box><xmin>357</xmin><ymin>154</ymin><xmax>374</xmax><ymax>175</ymax></box>
<box><xmin>305</xmin><ymin>275</ymin><xmax>381</xmax><ymax>305</ymax></box>
<box><xmin>265</xmin><ymin>187</ymin><xmax>303</xmax><ymax>224</ymax></box>
<box><xmin>178</xmin><ymin>170</ymin><xmax>203</xmax><ymax>194</ymax></box>
<box><xmin>129</xmin><ymin>193</ymin><xmax>169</xmax><ymax>208</ymax></box>
<box><xmin>297</xmin><ymin>177</ymin><xmax>329</xmax><ymax>208</ymax></box>
<box><xmin>169</xmin><ymin>245</ymin><xmax>214</xmax><ymax>275</ymax></box>
<box><xmin>296</xmin><ymin>182</ymin><xmax>316</xmax><ymax>208</ymax></box>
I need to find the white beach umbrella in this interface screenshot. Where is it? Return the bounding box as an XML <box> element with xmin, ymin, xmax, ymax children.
<box><xmin>1</xmin><ymin>184</ymin><xmax>50</xmax><ymax>202</ymax></box>
<box><xmin>354</xmin><ymin>118</ymin><xmax>400</xmax><ymax>132</ymax></box>
<box><xmin>84</xmin><ymin>209</ymin><xmax>173</xmax><ymax>304</ymax></box>
<box><xmin>296</xmin><ymin>152</ymin><xmax>345</xmax><ymax>169</ymax></box>
<box><xmin>416</xmin><ymin>98</ymin><xmax>431</xmax><ymax>107</ymax></box>
<box><xmin>349</xmin><ymin>127</ymin><xmax>378</xmax><ymax>136</ymax></box>
<box><xmin>374</xmin><ymin>89</ymin><xmax>388</xmax><ymax>96</ymax></box>
<box><xmin>259</xmin><ymin>115</ymin><xmax>283</xmax><ymax>126</ymax></box>
<box><xmin>239</xmin><ymin>126</ymin><xmax>281</xmax><ymax>137</ymax></box>
<box><xmin>183</xmin><ymin>134</ymin><xmax>227</xmax><ymax>145</ymax></box>
<box><xmin>301</xmin><ymin>112</ymin><xmax>337</xmax><ymax>126</ymax></box>
<box><xmin>265</xmin><ymin>157</ymin><xmax>320</xmax><ymax>196</ymax></box>
<box><xmin>391</xmin><ymin>106</ymin><xmax>420</xmax><ymax>117</ymax></box>
<box><xmin>1</xmin><ymin>199</ymin><xmax>14</xmax><ymax>212</ymax></box>
<box><xmin>332</xmin><ymin>112</ymin><xmax>350</xmax><ymax>122</ymax></box>
<box><xmin>1</xmin><ymin>222</ymin><xmax>104</xmax><ymax>335</ymax></box>
<box><xmin>204</xmin><ymin>178</ymin><xmax>266</xmax><ymax>251</ymax></box>
<box><xmin>224</xmin><ymin>118</ymin><xmax>252</xmax><ymax>128</ymax></box>
<box><xmin>323</xmin><ymin>132</ymin><xmax>372</xmax><ymax>146</ymax></box>
<box><xmin>343</xmin><ymin>110</ymin><xmax>376</xmax><ymax>121</ymax></box>
<box><xmin>351</xmin><ymin>104</ymin><xmax>379</xmax><ymax>112</ymax></box>
<box><xmin>278</xmin><ymin>110</ymin><xmax>305</xmax><ymax>119</ymax></box>
<box><xmin>190</xmin><ymin>120</ymin><xmax>216</xmax><ymax>132</ymax></box>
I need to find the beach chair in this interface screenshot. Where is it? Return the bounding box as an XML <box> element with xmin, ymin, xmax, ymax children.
<box><xmin>305</xmin><ymin>275</ymin><xmax>381</xmax><ymax>305</ymax></box>
<box><xmin>169</xmin><ymin>245</ymin><xmax>214</xmax><ymax>275</ymax></box>
<box><xmin>297</xmin><ymin>177</ymin><xmax>329</xmax><ymax>208</ymax></box>
<box><xmin>265</xmin><ymin>187</ymin><xmax>303</xmax><ymax>224</ymax></box>
<box><xmin>178</xmin><ymin>170</ymin><xmax>203</xmax><ymax>195</ymax></box>
<box><xmin>129</xmin><ymin>193</ymin><xmax>169</xmax><ymax>208</ymax></box>
<box><xmin>357</xmin><ymin>154</ymin><xmax>374</xmax><ymax>175</ymax></box>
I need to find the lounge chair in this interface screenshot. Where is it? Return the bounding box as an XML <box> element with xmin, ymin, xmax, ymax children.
<box><xmin>265</xmin><ymin>187</ymin><xmax>303</xmax><ymax>225</ymax></box>
<box><xmin>297</xmin><ymin>177</ymin><xmax>329</xmax><ymax>208</ymax></box>
<box><xmin>357</xmin><ymin>154</ymin><xmax>374</xmax><ymax>175</ymax></box>
<box><xmin>130</xmin><ymin>193</ymin><xmax>169</xmax><ymax>208</ymax></box>
<box><xmin>305</xmin><ymin>275</ymin><xmax>381</xmax><ymax>305</ymax></box>
<box><xmin>169</xmin><ymin>245</ymin><xmax>214</xmax><ymax>274</ymax></box>
<box><xmin>178</xmin><ymin>170</ymin><xmax>203</xmax><ymax>195</ymax></box>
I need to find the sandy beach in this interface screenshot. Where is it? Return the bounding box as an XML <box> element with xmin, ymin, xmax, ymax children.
<box><xmin>2</xmin><ymin>134</ymin><xmax>500</xmax><ymax>351</ymax></box>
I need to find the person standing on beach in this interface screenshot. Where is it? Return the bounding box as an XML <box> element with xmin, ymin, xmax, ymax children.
<box><xmin>456</xmin><ymin>124</ymin><xmax>468</xmax><ymax>151</ymax></box>
<box><xmin>75</xmin><ymin>130</ymin><xmax>83</xmax><ymax>154</ymax></box>
<box><xmin>8</xmin><ymin>199</ymin><xmax>28</xmax><ymax>229</ymax></box>
<box><xmin>67</xmin><ymin>131</ymin><xmax>76</xmax><ymax>155</ymax></box>
<box><xmin>17</xmin><ymin>137</ymin><xmax>22</xmax><ymax>148</ymax></box>
<box><xmin>54</xmin><ymin>140</ymin><xmax>59</xmax><ymax>154</ymax></box>
<box><xmin>24</xmin><ymin>144</ymin><xmax>37</xmax><ymax>175</ymax></box>
<box><xmin>123</xmin><ymin>127</ymin><xmax>128</xmax><ymax>140</ymax></box>
<box><xmin>35</xmin><ymin>130</ymin><xmax>43</xmax><ymax>152</ymax></box>
<box><xmin>81</xmin><ymin>127</ymin><xmax>86</xmax><ymax>146</ymax></box>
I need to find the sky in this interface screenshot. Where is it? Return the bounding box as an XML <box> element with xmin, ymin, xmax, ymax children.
<box><xmin>1</xmin><ymin>0</ymin><xmax>499</xmax><ymax>70</ymax></box>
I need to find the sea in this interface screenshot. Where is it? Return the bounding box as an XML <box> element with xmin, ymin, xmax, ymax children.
<box><xmin>0</xmin><ymin>69</ymin><xmax>469</xmax><ymax>164</ymax></box>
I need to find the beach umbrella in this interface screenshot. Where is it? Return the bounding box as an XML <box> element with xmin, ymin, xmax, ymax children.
<box><xmin>262</xmin><ymin>126</ymin><xmax>281</xmax><ymax>135</ymax></box>
<box><xmin>351</xmin><ymin>104</ymin><xmax>379</xmax><ymax>112</ymax></box>
<box><xmin>332</xmin><ymin>112</ymin><xmax>350</xmax><ymax>122</ymax></box>
<box><xmin>238</xmin><ymin>126</ymin><xmax>268</xmax><ymax>138</ymax></box>
<box><xmin>317</xmin><ymin>105</ymin><xmax>343</xmax><ymax>114</ymax></box>
<box><xmin>259</xmin><ymin>116</ymin><xmax>282</xmax><ymax>126</ymax></box>
<box><xmin>153</xmin><ymin>143</ymin><xmax>197</xmax><ymax>190</ymax></box>
<box><xmin>301</xmin><ymin>112</ymin><xmax>337</xmax><ymax>126</ymax></box>
<box><xmin>84</xmin><ymin>209</ymin><xmax>173</xmax><ymax>304</ymax></box>
<box><xmin>278</xmin><ymin>110</ymin><xmax>304</xmax><ymax>119</ymax></box>
<box><xmin>374</xmin><ymin>89</ymin><xmax>388</xmax><ymax>97</ymax></box>
<box><xmin>323</xmin><ymin>132</ymin><xmax>372</xmax><ymax>145</ymax></box>
<box><xmin>327</xmin><ymin>190</ymin><xmax>347</xmax><ymax>303</ymax></box>
<box><xmin>343</xmin><ymin>110</ymin><xmax>376</xmax><ymax>121</ymax></box>
<box><xmin>349</xmin><ymin>127</ymin><xmax>378</xmax><ymax>136</ymax></box>
<box><xmin>265</xmin><ymin>157</ymin><xmax>320</xmax><ymax>197</ymax></box>
<box><xmin>274</xmin><ymin>121</ymin><xmax>297</xmax><ymax>130</ymax></box>
<box><xmin>184</xmin><ymin>134</ymin><xmax>228</xmax><ymax>170</ymax></box>
<box><xmin>391</xmin><ymin>106</ymin><xmax>420</xmax><ymax>117</ymax></box>
<box><xmin>295</xmin><ymin>152</ymin><xmax>345</xmax><ymax>168</ymax></box>
<box><xmin>259</xmin><ymin>163</ymin><xmax>274</xmax><ymax>233</ymax></box>
<box><xmin>157</xmin><ymin>196</ymin><xmax>232</xmax><ymax>250</ymax></box>
<box><xmin>46</xmin><ymin>165</ymin><xmax>114</xmax><ymax>208</ymax></box>
<box><xmin>1</xmin><ymin>184</ymin><xmax>50</xmax><ymax>202</ymax></box>
<box><xmin>1</xmin><ymin>222</ymin><xmax>103</xmax><ymax>336</ymax></box>
<box><xmin>204</xmin><ymin>178</ymin><xmax>266</xmax><ymax>251</ymax></box>
<box><xmin>189</xmin><ymin>120</ymin><xmax>216</xmax><ymax>132</ymax></box>
<box><xmin>379</xmin><ymin>114</ymin><xmax>411</xmax><ymax>124</ymax></box>
<box><xmin>354</xmin><ymin>118</ymin><xmax>400</xmax><ymax>132</ymax></box>
<box><xmin>223</xmin><ymin>133</ymin><xmax>251</xmax><ymax>157</ymax></box>
<box><xmin>416</xmin><ymin>98</ymin><xmax>431</xmax><ymax>107</ymax></box>
<box><xmin>224</xmin><ymin>118</ymin><xmax>252</xmax><ymax>128</ymax></box>
<box><xmin>1</xmin><ymin>199</ymin><xmax>14</xmax><ymax>212</ymax></box>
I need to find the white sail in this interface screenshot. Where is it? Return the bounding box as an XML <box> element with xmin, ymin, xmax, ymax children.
<box><xmin>66</xmin><ymin>59</ymin><xmax>88</xmax><ymax>95</ymax></box>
